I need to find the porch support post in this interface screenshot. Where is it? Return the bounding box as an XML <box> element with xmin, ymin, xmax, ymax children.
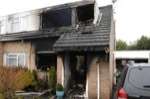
<box><xmin>57</xmin><ymin>55</ymin><xmax>64</xmax><ymax>86</ymax></box>
<box><xmin>99</xmin><ymin>60</ymin><xmax>110</xmax><ymax>99</ymax></box>
<box><xmin>87</xmin><ymin>54</ymin><xmax>110</xmax><ymax>99</ymax></box>
<box><xmin>64</xmin><ymin>52</ymin><xmax>71</xmax><ymax>92</ymax></box>
<box><xmin>87</xmin><ymin>54</ymin><xmax>98</xmax><ymax>99</ymax></box>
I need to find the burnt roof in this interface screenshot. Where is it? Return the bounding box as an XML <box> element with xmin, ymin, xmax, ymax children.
<box><xmin>42</xmin><ymin>0</ymin><xmax>94</xmax><ymax>12</ymax></box>
<box><xmin>0</xmin><ymin>0</ymin><xmax>95</xmax><ymax>41</ymax></box>
<box><xmin>53</xmin><ymin>5</ymin><xmax>112</xmax><ymax>51</ymax></box>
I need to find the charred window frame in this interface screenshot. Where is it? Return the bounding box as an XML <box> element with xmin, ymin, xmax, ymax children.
<box><xmin>76</xmin><ymin>4</ymin><xmax>94</xmax><ymax>24</ymax></box>
<box><xmin>41</xmin><ymin>8</ymin><xmax>72</xmax><ymax>29</ymax></box>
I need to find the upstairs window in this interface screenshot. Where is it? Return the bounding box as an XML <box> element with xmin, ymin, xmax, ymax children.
<box><xmin>0</xmin><ymin>21</ymin><xmax>2</xmax><ymax>33</ymax></box>
<box><xmin>12</xmin><ymin>17</ymin><xmax>20</xmax><ymax>32</ymax></box>
<box><xmin>4</xmin><ymin>53</ymin><xmax>26</xmax><ymax>67</ymax></box>
<box><xmin>8</xmin><ymin>16</ymin><xmax>20</xmax><ymax>33</ymax></box>
<box><xmin>0</xmin><ymin>20</ymin><xmax>5</xmax><ymax>34</ymax></box>
<box><xmin>41</xmin><ymin>8</ymin><xmax>72</xmax><ymax>29</ymax></box>
<box><xmin>21</xmin><ymin>15</ymin><xmax>29</xmax><ymax>31</ymax></box>
<box><xmin>76</xmin><ymin>4</ymin><xmax>94</xmax><ymax>24</ymax></box>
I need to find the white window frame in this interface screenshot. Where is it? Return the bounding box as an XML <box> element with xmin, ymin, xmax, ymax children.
<box><xmin>4</xmin><ymin>53</ymin><xmax>26</xmax><ymax>67</ymax></box>
<box><xmin>8</xmin><ymin>16</ymin><xmax>20</xmax><ymax>33</ymax></box>
<box><xmin>11</xmin><ymin>17</ymin><xmax>20</xmax><ymax>32</ymax></box>
<box><xmin>20</xmin><ymin>15</ymin><xmax>29</xmax><ymax>31</ymax></box>
<box><xmin>0</xmin><ymin>21</ymin><xmax>1</xmax><ymax>33</ymax></box>
<box><xmin>0</xmin><ymin>20</ymin><xmax>4</xmax><ymax>33</ymax></box>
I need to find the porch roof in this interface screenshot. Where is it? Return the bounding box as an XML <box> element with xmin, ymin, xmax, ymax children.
<box><xmin>53</xmin><ymin>5</ymin><xmax>112</xmax><ymax>51</ymax></box>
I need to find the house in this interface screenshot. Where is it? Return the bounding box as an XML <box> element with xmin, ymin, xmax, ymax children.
<box><xmin>0</xmin><ymin>1</ymin><xmax>115</xmax><ymax>99</ymax></box>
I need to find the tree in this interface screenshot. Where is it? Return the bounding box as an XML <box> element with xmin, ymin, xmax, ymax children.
<box><xmin>136</xmin><ymin>36</ymin><xmax>150</xmax><ymax>50</ymax></box>
<box><xmin>116</xmin><ymin>40</ymin><xmax>127</xmax><ymax>50</ymax></box>
<box><xmin>117</xmin><ymin>36</ymin><xmax>150</xmax><ymax>50</ymax></box>
<box><xmin>128</xmin><ymin>36</ymin><xmax>150</xmax><ymax>50</ymax></box>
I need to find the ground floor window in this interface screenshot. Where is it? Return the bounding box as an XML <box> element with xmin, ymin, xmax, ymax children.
<box><xmin>4</xmin><ymin>53</ymin><xmax>26</xmax><ymax>67</ymax></box>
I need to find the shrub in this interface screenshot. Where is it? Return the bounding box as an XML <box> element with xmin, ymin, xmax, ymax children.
<box><xmin>15</xmin><ymin>70</ymin><xmax>33</xmax><ymax>90</ymax></box>
<box><xmin>0</xmin><ymin>66</ymin><xmax>34</xmax><ymax>99</ymax></box>
<box><xmin>0</xmin><ymin>93</ymin><xmax>4</xmax><ymax>99</ymax></box>
<box><xmin>56</xmin><ymin>84</ymin><xmax>64</xmax><ymax>91</ymax></box>
<box><xmin>48</xmin><ymin>67</ymin><xmax>56</xmax><ymax>91</ymax></box>
<box><xmin>24</xmin><ymin>70</ymin><xmax>48</xmax><ymax>92</ymax></box>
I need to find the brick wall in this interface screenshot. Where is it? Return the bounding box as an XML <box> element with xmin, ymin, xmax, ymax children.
<box><xmin>87</xmin><ymin>56</ymin><xmax>98</xmax><ymax>99</ymax></box>
<box><xmin>99</xmin><ymin>61</ymin><xmax>110</xmax><ymax>99</ymax></box>
<box><xmin>1</xmin><ymin>41</ymin><xmax>36</xmax><ymax>70</ymax></box>
<box><xmin>87</xmin><ymin>55</ymin><xmax>110</xmax><ymax>99</ymax></box>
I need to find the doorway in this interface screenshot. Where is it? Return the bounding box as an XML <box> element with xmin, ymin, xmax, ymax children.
<box><xmin>67</xmin><ymin>52</ymin><xmax>88</xmax><ymax>97</ymax></box>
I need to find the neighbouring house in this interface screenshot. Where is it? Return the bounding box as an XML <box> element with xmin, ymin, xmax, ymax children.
<box><xmin>0</xmin><ymin>0</ymin><xmax>115</xmax><ymax>99</ymax></box>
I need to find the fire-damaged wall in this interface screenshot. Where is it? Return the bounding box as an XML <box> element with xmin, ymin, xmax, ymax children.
<box><xmin>32</xmin><ymin>37</ymin><xmax>58</xmax><ymax>53</ymax></box>
<box><xmin>86</xmin><ymin>52</ymin><xmax>110</xmax><ymax>99</ymax></box>
<box><xmin>32</xmin><ymin>37</ymin><xmax>58</xmax><ymax>70</ymax></box>
<box><xmin>0</xmin><ymin>38</ymin><xmax>58</xmax><ymax>70</ymax></box>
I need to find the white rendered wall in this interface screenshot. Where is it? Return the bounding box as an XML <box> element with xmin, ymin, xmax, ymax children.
<box><xmin>0</xmin><ymin>10</ymin><xmax>40</xmax><ymax>34</ymax></box>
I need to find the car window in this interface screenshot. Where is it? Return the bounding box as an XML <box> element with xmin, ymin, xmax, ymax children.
<box><xmin>128</xmin><ymin>67</ymin><xmax>150</xmax><ymax>89</ymax></box>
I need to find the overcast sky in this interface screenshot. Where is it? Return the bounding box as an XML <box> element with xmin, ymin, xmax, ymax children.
<box><xmin>0</xmin><ymin>0</ymin><xmax>150</xmax><ymax>43</ymax></box>
<box><xmin>114</xmin><ymin>0</ymin><xmax>150</xmax><ymax>43</ymax></box>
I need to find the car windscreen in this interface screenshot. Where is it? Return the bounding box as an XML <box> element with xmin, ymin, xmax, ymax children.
<box><xmin>128</xmin><ymin>67</ymin><xmax>150</xmax><ymax>90</ymax></box>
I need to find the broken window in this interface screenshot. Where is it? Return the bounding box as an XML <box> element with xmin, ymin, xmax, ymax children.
<box><xmin>76</xmin><ymin>4</ymin><xmax>94</xmax><ymax>24</ymax></box>
<box><xmin>36</xmin><ymin>53</ymin><xmax>56</xmax><ymax>71</ymax></box>
<box><xmin>33</xmin><ymin>38</ymin><xmax>57</xmax><ymax>71</ymax></box>
<box><xmin>41</xmin><ymin>8</ymin><xmax>72</xmax><ymax>29</ymax></box>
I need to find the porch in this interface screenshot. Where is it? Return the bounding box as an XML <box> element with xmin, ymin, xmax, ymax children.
<box><xmin>56</xmin><ymin>51</ymin><xmax>110</xmax><ymax>99</ymax></box>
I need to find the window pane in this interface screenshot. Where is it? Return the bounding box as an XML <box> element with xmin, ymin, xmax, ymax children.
<box><xmin>6</xmin><ymin>55</ymin><xmax>17</xmax><ymax>66</ymax></box>
<box><xmin>12</xmin><ymin>23</ymin><xmax>19</xmax><ymax>32</ymax></box>
<box><xmin>18</xmin><ymin>54</ymin><xmax>25</xmax><ymax>67</ymax></box>
<box><xmin>21</xmin><ymin>16</ymin><xmax>28</xmax><ymax>31</ymax></box>
<box><xmin>0</xmin><ymin>21</ymin><xmax>1</xmax><ymax>33</ymax></box>
<box><xmin>0</xmin><ymin>21</ymin><xmax>4</xmax><ymax>33</ymax></box>
<box><xmin>11</xmin><ymin>17</ymin><xmax>20</xmax><ymax>32</ymax></box>
<box><xmin>5</xmin><ymin>54</ymin><xmax>26</xmax><ymax>67</ymax></box>
<box><xmin>13</xmin><ymin>18</ymin><xmax>19</xmax><ymax>23</ymax></box>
